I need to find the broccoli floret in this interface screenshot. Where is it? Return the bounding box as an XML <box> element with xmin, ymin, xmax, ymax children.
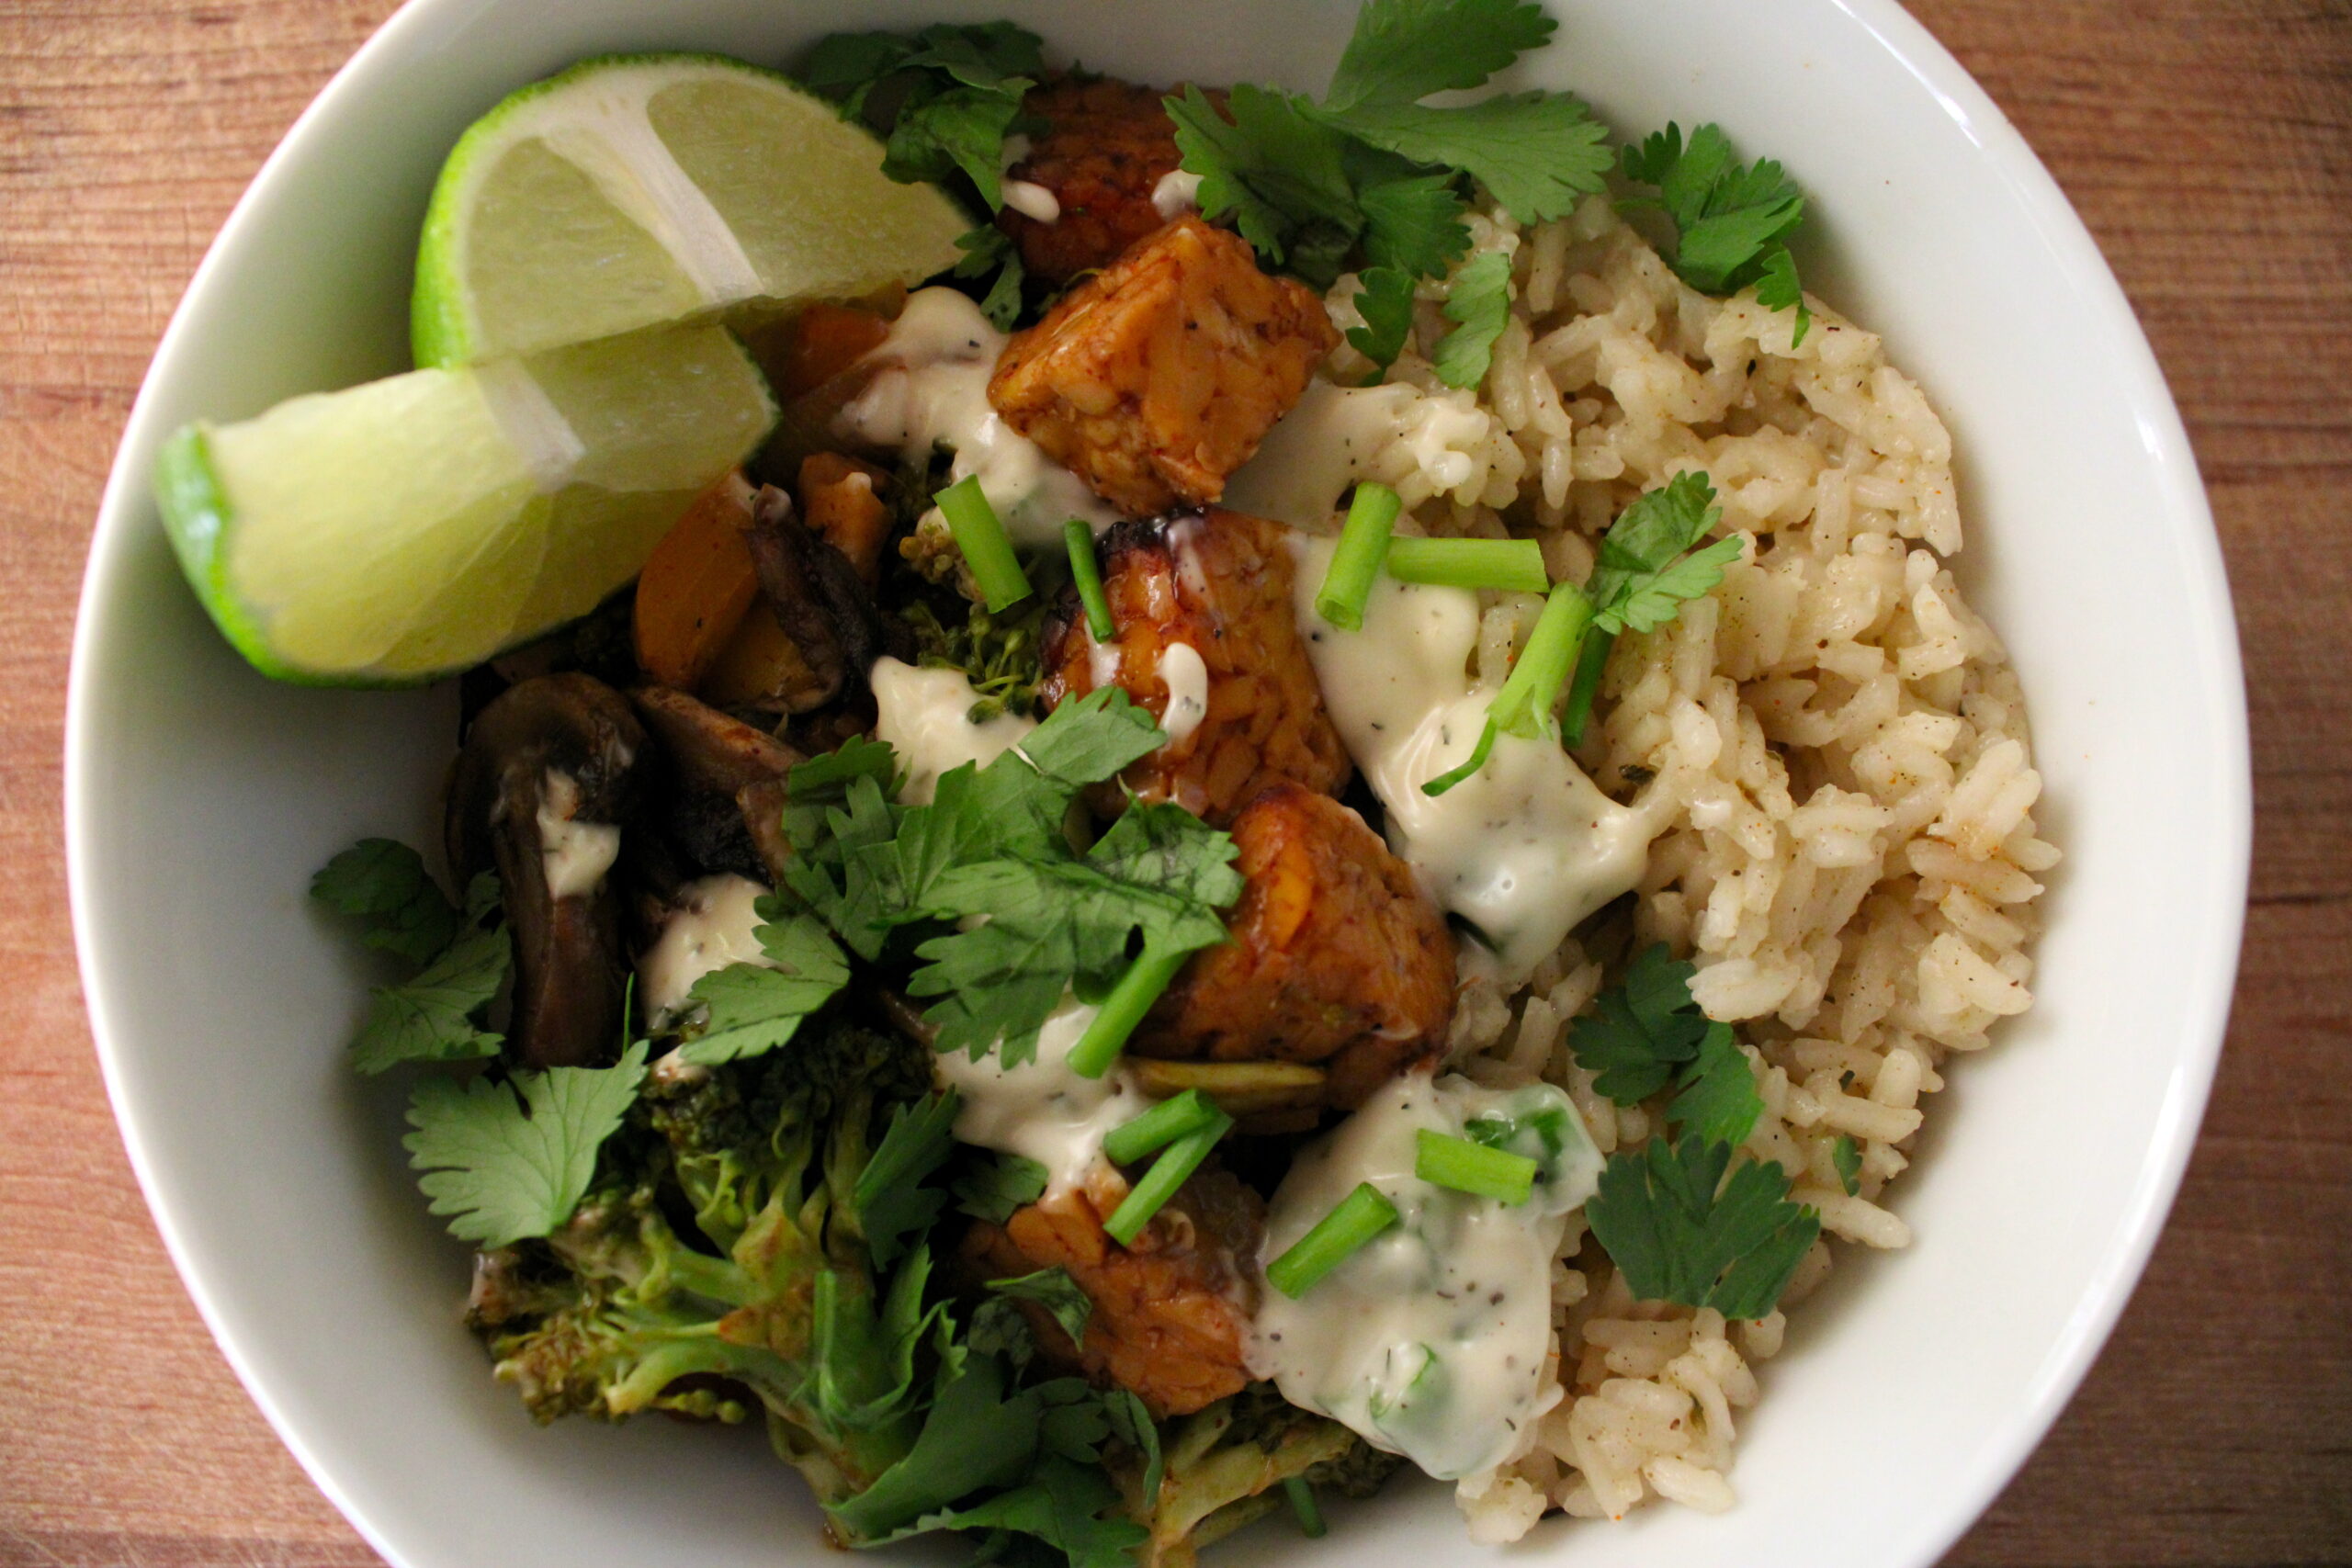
<box><xmin>471</xmin><ymin>1020</ymin><xmax>943</xmax><ymax>1529</ymax></box>
<box><xmin>1125</xmin><ymin>1384</ymin><xmax>1405</xmax><ymax>1567</ymax></box>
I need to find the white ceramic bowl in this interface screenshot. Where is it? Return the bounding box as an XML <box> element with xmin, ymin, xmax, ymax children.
<box><xmin>65</xmin><ymin>1</ymin><xmax>2248</xmax><ymax>1565</ymax></box>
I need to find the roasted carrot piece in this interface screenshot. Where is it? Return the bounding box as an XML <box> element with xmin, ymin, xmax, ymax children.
<box><xmin>772</xmin><ymin>301</ymin><xmax>897</xmax><ymax>402</ymax></box>
<box><xmin>631</xmin><ymin>473</ymin><xmax>758</xmax><ymax>691</ymax></box>
<box><xmin>797</xmin><ymin>453</ymin><xmax>893</xmax><ymax>589</ymax></box>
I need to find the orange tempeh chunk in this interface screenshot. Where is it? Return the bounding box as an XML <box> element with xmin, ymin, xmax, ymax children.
<box><xmin>997</xmin><ymin>75</ymin><xmax>1206</xmax><ymax>287</ymax></box>
<box><xmin>1135</xmin><ymin>784</ymin><xmax>1456</xmax><ymax>1110</ymax></box>
<box><xmin>988</xmin><ymin>215</ymin><xmax>1337</xmax><ymax>517</ymax></box>
<box><xmin>1041</xmin><ymin>509</ymin><xmax>1348</xmax><ymax>824</ymax></box>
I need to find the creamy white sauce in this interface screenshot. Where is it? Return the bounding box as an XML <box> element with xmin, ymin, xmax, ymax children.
<box><xmin>1156</xmin><ymin>641</ymin><xmax>1209</xmax><ymax>743</ymax></box>
<box><xmin>1250</xmin><ymin>1073</ymin><xmax>1601</xmax><ymax>1480</ymax></box>
<box><xmin>836</xmin><ymin>288</ymin><xmax>1120</xmax><ymax>547</ymax></box>
<box><xmin>637</xmin><ymin>874</ymin><xmax>772</xmax><ymax>1024</ymax></box>
<box><xmin>535</xmin><ymin>770</ymin><xmax>620</xmax><ymax>902</ymax></box>
<box><xmin>1286</xmin><ymin>534</ymin><xmax>1666</xmax><ymax>983</ymax></box>
<box><xmin>1224</xmin><ymin>378</ymin><xmax>1504</xmax><ymax>528</ymax></box>
<box><xmin>1150</xmin><ymin>167</ymin><xmax>1203</xmax><ymax>221</ymax></box>
<box><xmin>1002</xmin><ymin>179</ymin><xmax>1061</xmax><ymax>224</ymax></box>
<box><xmin>871</xmin><ymin>657</ymin><xmax>1039</xmax><ymax>806</ymax></box>
<box><xmin>933</xmin><ymin>996</ymin><xmax>1151</xmax><ymax>1195</ymax></box>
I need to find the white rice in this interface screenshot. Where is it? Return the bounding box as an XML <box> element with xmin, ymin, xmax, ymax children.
<box><xmin>1323</xmin><ymin>195</ymin><xmax>2055</xmax><ymax>1537</ymax></box>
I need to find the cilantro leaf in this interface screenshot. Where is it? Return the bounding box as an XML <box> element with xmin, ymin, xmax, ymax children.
<box><xmin>1102</xmin><ymin>1387</ymin><xmax>1164</xmax><ymax>1507</ymax></box>
<box><xmin>347</xmin><ymin>925</ymin><xmax>511</xmax><ymax>1075</ymax></box>
<box><xmin>310</xmin><ymin>839</ymin><xmax>461</xmax><ymax>965</ymax></box>
<box><xmin>1324</xmin><ymin>0</ymin><xmax>1557</xmax><ymax>113</ymax></box>
<box><xmin>1329</xmin><ymin>93</ymin><xmax>1611</xmax><ymax>225</ymax></box>
<box><xmin>805</xmin><ymin>22</ymin><xmax>1043</xmax><ymax>211</ymax></box>
<box><xmin>953</xmin><ymin>222</ymin><xmax>1026</xmax><ymax>331</ymax></box>
<box><xmin>829</xmin><ymin>1357</ymin><xmax>1040</xmax><ymax>1540</ymax></box>
<box><xmin>1568</xmin><ymin>942</ymin><xmax>1713</xmax><ymax>1101</ymax></box>
<box><xmin>1584</xmin><ymin>1135</ymin><xmax>1820</xmax><ymax>1320</ymax></box>
<box><xmin>1085</xmin><ymin>799</ymin><xmax>1247</xmax><ymax>911</ymax></box>
<box><xmin>881</xmin><ymin>1456</ymin><xmax>1148</xmax><ymax>1568</ymax></box>
<box><xmin>1346</xmin><ymin>265</ymin><xmax>1419</xmax><ymax>371</ymax></box>
<box><xmin>1354</xmin><ymin>166</ymin><xmax>1473</xmax><ymax>277</ymax></box>
<box><xmin>1431</xmin><ymin>248</ymin><xmax>1513</xmax><ymax>389</ymax></box>
<box><xmin>402</xmin><ymin>1043</ymin><xmax>649</xmax><ymax>1247</ymax></box>
<box><xmin>955</xmin><ymin>1151</ymin><xmax>1049</xmax><ymax>1222</ymax></box>
<box><xmin>1666</xmin><ymin>1022</ymin><xmax>1764</xmax><ymax>1145</ymax></box>
<box><xmin>1168</xmin><ymin>85</ymin><xmax>1363</xmax><ymax>288</ymax></box>
<box><xmin>856</xmin><ymin>1090</ymin><xmax>961</xmax><ymax>1267</ymax></box>
<box><xmin>1587</xmin><ymin>470</ymin><xmax>1740</xmax><ymax>636</ymax></box>
<box><xmin>1833</xmin><ymin>1134</ymin><xmax>1862</xmax><ymax>1196</ymax></box>
<box><xmin>673</xmin><ymin>910</ymin><xmax>849</xmax><ymax>1066</ymax></box>
<box><xmin>783</xmin><ymin>772</ymin><xmax>907</xmax><ymax>961</ymax></box>
<box><xmin>988</xmin><ymin>1267</ymin><xmax>1094</xmax><ymax>1348</ymax></box>
<box><xmin>1621</xmin><ymin>121</ymin><xmax>1809</xmax><ymax>329</ymax></box>
<box><xmin>1754</xmin><ymin>243</ymin><xmax>1812</xmax><ymax>346</ymax></box>
<box><xmin>969</xmin><ymin>1295</ymin><xmax>1042</xmax><ymax>1371</ymax></box>
<box><xmin>809</xmin><ymin>1248</ymin><xmax>949</xmax><ymax>1433</ymax></box>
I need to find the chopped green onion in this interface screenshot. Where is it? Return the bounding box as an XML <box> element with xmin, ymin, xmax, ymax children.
<box><xmin>1266</xmin><ymin>1181</ymin><xmax>1400</xmax><ymax>1298</ymax></box>
<box><xmin>1103</xmin><ymin>1089</ymin><xmax>1219</xmax><ymax>1166</ymax></box>
<box><xmin>1103</xmin><ymin>1114</ymin><xmax>1231</xmax><ymax>1246</ymax></box>
<box><xmin>1490</xmin><ymin>581</ymin><xmax>1593</xmax><ymax>738</ymax></box>
<box><xmin>1385</xmin><ymin>536</ymin><xmax>1549</xmax><ymax>594</ymax></box>
<box><xmin>1283</xmin><ymin>1477</ymin><xmax>1328</xmax><ymax>1539</ymax></box>
<box><xmin>1069</xmin><ymin>943</ymin><xmax>1190</xmax><ymax>1080</ymax></box>
<box><xmin>1414</xmin><ymin>1129</ymin><xmax>1537</xmax><ymax>1204</ymax></box>
<box><xmin>1420</xmin><ymin>716</ymin><xmax>1496</xmax><ymax>798</ymax></box>
<box><xmin>1314</xmin><ymin>480</ymin><xmax>1402</xmax><ymax>629</ymax></box>
<box><xmin>1560</xmin><ymin>628</ymin><xmax>1614</xmax><ymax>746</ymax></box>
<box><xmin>936</xmin><ymin>475</ymin><xmax>1031</xmax><ymax>612</ymax></box>
<box><xmin>1065</xmin><ymin>518</ymin><xmax>1114</xmax><ymax>641</ymax></box>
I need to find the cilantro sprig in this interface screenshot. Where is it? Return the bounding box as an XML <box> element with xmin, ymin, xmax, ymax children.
<box><xmin>803</xmin><ymin>22</ymin><xmax>1043</xmax><ymax>325</ymax></box>
<box><xmin>784</xmin><ymin>689</ymin><xmax>1242</xmax><ymax>1065</ymax></box>
<box><xmin>1167</xmin><ymin>0</ymin><xmax>1608</xmax><ymax>355</ymax></box>
<box><xmin>672</xmin><ymin>901</ymin><xmax>850</xmax><ymax>1066</ymax></box>
<box><xmin>1621</xmin><ymin>121</ymin><xmax>1812</xmax><ymax>345</ymax></box>
<box><xmin>311</xmin><ymin>840</ymin><xmax>511</xmax><ymax>1074</ymax></box>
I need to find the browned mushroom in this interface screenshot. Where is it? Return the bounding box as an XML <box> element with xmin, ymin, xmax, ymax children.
<box><xmin>446</xmin><ymin>673</ymin><xmax>646</xmax><ymax>1068</ymax></box>
<box><xmin>702</xmin><ymin>485</ymin><xmax>891</xmax><ymax>717</ymax></box>
<box><xmin>628</xmin><ymin>685</ymin><xmax>804</xmax><ymax>884</ymax></box>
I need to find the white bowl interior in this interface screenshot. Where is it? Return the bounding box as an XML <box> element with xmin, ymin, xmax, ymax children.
<box><xmin>66</xmin><ymin>2</ymin><xmax>2247</xmax><ymax>1566</ymax></box>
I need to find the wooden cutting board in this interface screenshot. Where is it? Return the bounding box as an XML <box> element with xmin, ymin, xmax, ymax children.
<box><xmin>0</xmin><ymin>2</ymin><xmax>2343</xmax><ymax>1562</ymax></box>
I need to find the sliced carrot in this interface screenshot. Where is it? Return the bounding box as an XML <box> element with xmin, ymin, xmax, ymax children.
<box><xmin>799</xmin><ymin>453</ymin><xmax>894</xmax><ymax>589</ymax></box>
<box><xmin>632</xmin><ymin>472</ymin><xmax>758</xmax><ymax>690</ymax></box>
<box><xmin>772</xmin><ymin>302</ymin><xmax>896</xmax><ymax>402</ymax></box>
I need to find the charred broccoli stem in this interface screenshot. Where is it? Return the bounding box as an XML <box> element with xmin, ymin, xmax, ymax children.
<box><xmin>464</xmin><ymin>1021</ymin><xmax>944</xmax><ymax>1527</ymax></box>
<box><xmin>1121</xmin><ymin>1383</ymin><xmax>1405</xmax><ymax>1566</ymax></box>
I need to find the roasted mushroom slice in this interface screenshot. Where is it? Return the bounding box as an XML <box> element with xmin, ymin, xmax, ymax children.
<box><xmin>446</xmin><ymin>673</ymin><xmax>647</xmax><ymax>1069</ymax></box>
<box><xmin>628</xmin><ymin>685</ymin><xmax>804</xmax><ymax>884</ymax></box>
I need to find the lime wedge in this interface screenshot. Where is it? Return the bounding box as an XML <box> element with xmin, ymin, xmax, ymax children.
<box><xmin>413</xmin><ymin>53</ymin><xmax>969</xmax><ymax>367</ymax></box>
<box><xmin>155</xmin><ymin>324</ymin><xmax>776</xmax><ymax>684</ymax></box>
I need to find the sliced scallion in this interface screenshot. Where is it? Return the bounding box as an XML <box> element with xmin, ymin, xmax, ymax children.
<box><xmin>1102</xmin><ymin>1113</ymin><xmax>1231</xmax><ymax>1246</ymax></box>
<box><xmin>1424</xmin><ymin>581</ymin><xmax>1593</xmax><ymax>796</ymax></box>
<box><xmin>1103</xmin><ymin>1089</ymin><xmax>1219</xmax><ymax>1167</ymax></box>
<box><xmin>1414</xmin><ymin>1129</ymin><xmax>1537</xmax><ymax>1204</ymax></box>
<box><xmin>936</xmin><ymin>475</ymin><xmax>1030</xmax><ymax>612</ymax></box>
<box><xmin>1384</xmin><ymin>536</ymin><xmax>1549</xmax><ymax>594</ymax></box>
<box><xmin>1314</xmin><ymin>480</ymin><xmax>1402</xmax><ymax>630</ymax></box>
<box><xmin>1065</xmin><ymin>518</ymin><xmax>1114</xmax><ymax>641</ymax></box>
<box><xmin>1265</xmin><ymin>1181</ymin><xmax>1400</xmax><ymax>1298</ymax></box>
<box><xmin>1068</xmin><ymin>943</ymin><xmax>1190</xmax><ymax>1080</ymax></box>
<box><xmin>1283</xmin><ymin>1478</ymin><xmax>1328</xmax><ymax>1539</ymax></box>
<box><xmin>1560</xmin><ymin>628</ymin><xmax>1614</xmax><ymax>747</ymax></box>
<box><xmin>1419</xmin><ymin>716</ymin><xmax>1497</xmax><ymax>798</ymax></box>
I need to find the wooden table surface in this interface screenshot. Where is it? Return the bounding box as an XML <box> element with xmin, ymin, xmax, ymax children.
<box><xmin>2</xmin><ymin>2</ymin><xmax>2346</xmax><ymax>1563</ymax></box>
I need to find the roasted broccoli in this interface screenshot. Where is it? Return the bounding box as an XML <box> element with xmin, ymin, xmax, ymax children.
<box><xmin>467</xmin><ymin>1021</ymin><xmax>944</xmax><ymax>1528</ymax></box>
<box><xmin>1125</xmin><ymin>1383</ymin><xmax>1404</xmax><ymax>1567</ymax></box>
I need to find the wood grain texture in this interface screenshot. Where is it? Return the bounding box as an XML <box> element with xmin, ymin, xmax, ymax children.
<box><xmin>0</xmin><ymin>2</ymin><xmax>2345</xmax><ymax>1564</ymax></box>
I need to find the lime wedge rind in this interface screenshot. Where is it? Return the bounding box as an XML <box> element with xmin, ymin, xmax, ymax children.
<box><xmin>412</xmin><ymin>52</ymin><xmax>968</xmax><ymax>367</ymax></box>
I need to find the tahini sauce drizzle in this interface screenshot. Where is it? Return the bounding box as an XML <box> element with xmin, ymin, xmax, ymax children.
<box><xmin>835</xmin><ymin>288</ymin><xmax>1120</xmax><ymax>547</ymax></box>
<box><xmin>1285</xmin><ymin>534</ymin><xmax>1668</xmax><ymax>983</ymax></box>
<box><xmin>536</xmin><ymin>769</ymin><xmax>621</xmax><ymax>901</ymax></box>
<box><xmin>637</xmin><ymin>873</ymin><xmax>771</xmax><ymax>1025</ymax></box>
<box><xmin>1249</xmin><ymin>1072</ymin><xmax>1602</xmax><ymax>1479</ymax></box>
<box><xmin>871</xmin><ymin>657</ymin><xmax>1038</xmax><ymax>806</ymax></box>
<box><xmin>933</xmin><ymin>997</ymin><xmax>1151</xmax><ymax>1196</ymax></box>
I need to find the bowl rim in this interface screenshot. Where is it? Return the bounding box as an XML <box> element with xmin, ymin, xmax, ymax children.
<box><xmin>62</xmin><ymin>0</ymin><xmax>2251</xmax><ymax>1564</ymax></box>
